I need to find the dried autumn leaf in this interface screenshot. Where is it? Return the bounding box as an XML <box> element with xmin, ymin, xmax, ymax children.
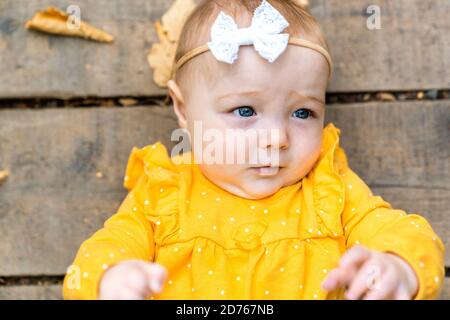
<box><xmin>118</xmin><ymin>98</ymin><xmax>139</xmax><ymax>107</ymax></box>
<box><xmin>147</xmin><ymin>22</ymin><xmax>178</xmax><ymax>88</ymax></box>
<box><xmin>375</xmin><ymin>92</ymin><xmax>397</xmax><ymax>102</ymax></box>
<box><xmin>293</xmin><ymin>0</ymin><xmax>309</xmax><ymax>7</ymax></box>
<box><xmin>25</xmin><ymin>7</ymin><xmax>114</xmax><ymax>43</ymax></box>
<box><xmin>0</xmin><ymin>170</ymin><xmax>9</xmax><ymax>184</ymax></box>
<box><xmin>161</xmin><ymin>0</ymin><xmax>197</xmax><ymax>42</ymax></box>
<box><xmin>147</xmin><ymin>0</ymin><xmax>197</xmax><ymax>88</ymax></box>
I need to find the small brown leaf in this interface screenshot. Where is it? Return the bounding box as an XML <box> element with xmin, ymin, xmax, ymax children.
<box><xmin>375</xmin><ymin>92</ymin><xmax>397</xmax><ymax>102</ymax></box>
<box><xmin>0</xmin><ymin>170</ymin><xmax>9</xmax><ymax>184</ymax></box>
<box><xmin>161</xmin><ymin>0</ymin><xmax>197</xmax><ymax>42</ymax></box>
<box><xmin>147</xmin><ymin>0</ymin><xmax>197</xmax><ymax>88</ymax></box>
<box><xmin>293</xmin><ymin>0</ymin><xmax>309</xmax><ymax>7</ymax></box>
<box><xmin>25</xmin><ymin>7</ymin><xmax>114</xmax><ymax>43</ymax></box>
<box><xmin>119</xmin><ymin>98</ymin><xmax>138</xmax><ymax>107</ymax></box>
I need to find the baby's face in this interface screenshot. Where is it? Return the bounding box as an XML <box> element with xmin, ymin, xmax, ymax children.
<box><xmin>171</xmin><ymin>45</ymin><xmax>329</xmax><ymax>199</ymax></box>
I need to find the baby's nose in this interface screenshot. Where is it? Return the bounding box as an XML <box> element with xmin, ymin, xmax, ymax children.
<box><xmin>258</xmin><ymin>125</ymin><xmax>289</xmax><ymax>150</ymax></box>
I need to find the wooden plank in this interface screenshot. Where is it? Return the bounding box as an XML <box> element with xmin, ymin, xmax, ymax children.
<box><xmin>439</xmin><ymin>277</ymin><xmax>450</xmax><ymax>300</ymax></box>
<box><xmin>0</xmin><ymin>106</ymin><xmax>179</xmax><ymax>276</ymax></box>
<box><xmin>0</xmin><ymin>285</ymin><xmax>62</xmax><ymax>300</ymax></box>
<box><xmin>325</xmin><ymin>101</ymin><xmax>449</xmax><ymax>189</ymax></box>
<box><xmin>311</xmin><ymin>0</ymin><xmax>450</xmax><ymax>92</ymax></box>
<box><xmin>0</xmin><ymin>0</ymin><xmax>449</xmax><ymax>98</ymax></box>
<box><xmin>0</xmin><ymin>101</ymin><xmax>448</xmax><ymax>276</ymax></box>
<box><xmin>0</xmin><ymin>0</ymin><xmax>169</xmax><ymax>98</ymax></box>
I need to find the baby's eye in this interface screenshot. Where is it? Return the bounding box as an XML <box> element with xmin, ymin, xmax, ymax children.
<box><xmin>292</xmin><ymin>108</ymin><xmax>313</xmax><ymax>120</ymax></box>
<box><xmin>233</xmin><ymin>106</ymin><xmax>256</xmax><ymax>118</ymax></box>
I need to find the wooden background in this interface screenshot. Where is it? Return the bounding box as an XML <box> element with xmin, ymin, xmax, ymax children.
<box><xmin>0</xmin><ymin>0</ymin><xmax>449</xmax><ymax>299</ymax></box>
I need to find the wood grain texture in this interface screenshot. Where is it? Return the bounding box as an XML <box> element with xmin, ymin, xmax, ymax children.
<box><xmin>0</xmin><ymin>101</ymin><xmax>448</xmax><ymax>276</ymax></box>
<box><xmin>439</xmin><ymin>278</ymin><xmax>450</xmax><ymax>300</ymax></box>
<box><xmin>0</xmin><ymin>285</ymin><xmax>62</xmax><ymax>300</ymax></box>
<box><xmin>311</xmin><ymin>0</ymin><xmax>450</xmax><ymax>92</ymax></box>
<box><xmin>0</xmin><ymin>0</ymin><xmax>448</xmax><ymax>98</ymax></box>
<box><xmin>0</xmin><ymin>106</ymin><xmax>179</xmax><ymax>276</ymax></box>
<box><xmin>325</xmin><ymin>101</ymin><xmax>449</xmax><ymax>189</ymax></box>
<box><xmin>0</xmin><ymin>0</ymin><xmax>170</xmax><ymax>98</ymax></box>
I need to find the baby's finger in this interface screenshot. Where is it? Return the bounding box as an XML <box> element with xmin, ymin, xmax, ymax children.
<box><xmin>346</xmin><ymin>262</ymin><xmax>382</xmax><ymax>300</ymax></box>
<box><xmin>121</xmin><ymin>270</ymin><xmax>152</xmax><ymax>297</ymax></box>
<box><xmin>322</xmin><ymin>269</ymin><xmax>340</xmax><ymax>291</ymax></box>
<box><xmin>394</xmin><ymin>288</ymin><xmax>412</xmax><ymax>300</ymax></box>
<box><xmin>339</xmin><ymin>246</ymin><xmax>371</xmax><ymax>270</ymax></box>
<box><xmin>118</xmin><ymin>288</ymin><xmax>147</xmax><ymax>300</ymax></box>
<box><xmin>144</xmin><ymin>263</ymin><xmax>168</xmax><ymax>293</ymax></box>
<box><xmin>101</xmin><ymin>287</ymin><xmax>145</xmax><ymax>300</ymax></box>
<box><xmin>362</xmin><ymin>271</ymin><xmax>397</xmax><ymax>300</ymax></box>
<box><xmin>323</xmin><ymin>246</ymin><xmax>371</xmax><ymax>291</ymax></box>
<box><xmin>322</xmin><ymin>268</ymin><xmax>350</xmax><ymax>291</ymax></box>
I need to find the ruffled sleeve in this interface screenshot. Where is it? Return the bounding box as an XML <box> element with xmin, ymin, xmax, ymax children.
<box><xmin>63</xmin><ymin>141</ymin><xmax>178</xmax><ymax>300</ymax></box>
<box><xmin>123</xmin><ymin>142</ymin><xmax>177</xmax><ymax>190</ymax></box>
<box><xmin>340</xmin><ymin>167</ymin><xmax>445</xmax><ymax>299</ymax></box>
<box><xmin>126</xmin><ymin>142</ymin><xmax>183</xmax><ymax>246</ymax></box>
<box><xmin>299</xmin><ymin>123</ymin><xmax>347</xmax><ymax>240</ymax></box>
<box><xmin>311</xmin><ymin>123</ymin><xmax>445</xmax><ymax>300</ymax></box>
<box><xmin>313</xmin><ymin>123</ymin><xmax>346</xmax><ymax>235</ymax></box>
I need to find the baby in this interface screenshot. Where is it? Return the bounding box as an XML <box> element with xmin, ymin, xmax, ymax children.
<box><xmin>63</xmin><ymin>0</ymin><xmax>445</xmax><ymax>300</ymax></box>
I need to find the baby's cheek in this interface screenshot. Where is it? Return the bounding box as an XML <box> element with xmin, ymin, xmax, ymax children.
<box><xmin>291</xmin><ymin>142</ymin><xmax>322</xmax><ymax>172</ymax></box>
<box><xmin>198</xmin><ymin>163</ymin><xmax>237</xmax><ymax>187</ymax></box>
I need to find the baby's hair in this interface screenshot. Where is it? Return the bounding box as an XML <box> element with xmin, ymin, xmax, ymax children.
<box><xmin>171</xmin><ymin>0</ymin><xmax>330</xmax><ymax>101</ymax></box>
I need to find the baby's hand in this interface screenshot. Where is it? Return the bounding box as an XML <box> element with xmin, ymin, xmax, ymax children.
<box><xmin>321</xmin><ymin>246</ymin><xmax>419</xmax><ymax>300</ymax></box>
<box><xmin>99</xmin><ymin>260</ymin><xmax>167</xmax><ymax>300</ymax></box>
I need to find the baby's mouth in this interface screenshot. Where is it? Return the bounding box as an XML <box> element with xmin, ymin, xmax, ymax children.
<box><xmin>250</xmin><ymin>165</ymin><xmax>283</xmax><ymax>176</ymax></box>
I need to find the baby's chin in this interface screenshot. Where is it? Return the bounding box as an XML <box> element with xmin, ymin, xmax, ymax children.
<box><xmin>230</xmin><ymin>178</ymin><xmax>288</xmax><ymax>200</ymax></box>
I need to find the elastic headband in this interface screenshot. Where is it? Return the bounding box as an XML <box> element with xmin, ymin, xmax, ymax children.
<box><xmin>172</xmin><ymin>0</ymin><xmax>333</xmax><ymax>80</ymax></box>
<box><xmin>172</xmin><ymin>38</ymin><xmax>333</xmax><ymax>80</ymax></box>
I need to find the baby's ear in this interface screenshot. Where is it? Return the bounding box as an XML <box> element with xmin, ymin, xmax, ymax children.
<box><xmin>167</xmin><ymin>80</ymin><xmax>188</xmax><ymax>129</ymax></box>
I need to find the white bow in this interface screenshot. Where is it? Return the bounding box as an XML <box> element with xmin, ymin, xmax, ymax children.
<box><xmin>207</xmin><ymin>0</ymin><xmax>290</xmax><ymax>64</ymax></box>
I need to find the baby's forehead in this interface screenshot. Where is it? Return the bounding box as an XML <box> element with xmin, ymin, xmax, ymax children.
<box><xmin>194</xmin><ymin>45</ymin><xmax>329</xmax><ymax>94</ymax></box>
<box><xmin>177</xmin><ymin>1</ymin><xmax>330</xmax><ymax>99</ymax></box>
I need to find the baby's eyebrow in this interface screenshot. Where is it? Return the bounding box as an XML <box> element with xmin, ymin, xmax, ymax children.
<box><xmin>215</xmin><ymin>91</ymin><xmax>262</xmax><ymax>102</ymax></box>
<box><xmin>214</xmin><ymin>90</ymin><xmax>325</xmax><ymax>106</ymax></box>
<box><xmin>289</xmin><ymin>90</ymin><xmax>325</xmax><ymax>105</ymax></box>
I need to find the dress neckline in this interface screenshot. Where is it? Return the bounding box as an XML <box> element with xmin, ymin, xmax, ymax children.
<box><xmin>187</xmin><ymin>157</ymin><xmax>303</xmax><ymax>206</ymax></box>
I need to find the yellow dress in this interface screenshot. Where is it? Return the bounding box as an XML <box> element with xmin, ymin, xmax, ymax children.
<box><xmin>63</xmin><ymin>123</ymin><xmax>445</xmax><ymax>300</ymax></box>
